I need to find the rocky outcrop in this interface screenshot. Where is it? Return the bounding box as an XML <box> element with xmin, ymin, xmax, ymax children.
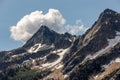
<box><xmin>23</xmin><ymin>25</ymin><xmax>73</xmax><ymax>49</ymax></box>
<box><xmin>63</xmin><ymin>8</ymin><xmax>120</xmax><ymax>75</ymax></box>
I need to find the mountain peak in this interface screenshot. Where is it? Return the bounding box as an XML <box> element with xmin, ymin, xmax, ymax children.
<box><xmin>23</xmin><ymin>25</ymin><xmax>73</xmax><ymax>49</ymax></box>
<box><xmin>100</xmin><ymin>9</ymin><xmax>120</xmax><ymax>31</ymax></box>
<box><xmin>23</xmin><ymin>25</ymin><xmax>57</xmax><ymax>48</ymax></box>
<box><xmin>81</xmin><ymin>8</ymin><xmax>120</xmax><ymax>50</ymax></box>
<box><xmin>37</xmin><ymin>25</ymin><xmax>52</xmax><ymax>34</ymax></box>
<box><xmin>100</xmin><ymin>8</ymin><xmax>118</xmax><ymax>19</ymax></box>
<box><xmin>39</xmin><ymin>25</ymin><xmax>50</xmax><ymax>31</ymax></box>
<box><xmin>103</xmin><ymin>8</ymin><xmax>117</xmax><ymax>14</ymax></box>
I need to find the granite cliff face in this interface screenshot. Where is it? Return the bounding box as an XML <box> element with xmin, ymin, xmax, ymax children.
<box><xmin>0</xmin><ymin>9</ymin><xmax>120</xmax><ymax>80</ymax></box>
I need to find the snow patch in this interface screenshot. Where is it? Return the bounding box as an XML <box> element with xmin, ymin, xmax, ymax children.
<box><xmin>11</xmin><ymin>55</ymin><xmax>18</xmax><ymax>58</ymax></box>
<box><xmin>64</xmin><ymin>74</ymin><xmax>69</xmax><ymax>79</ymax></box>
<box><xmin>55</xmin><ymin>64</ymin><xmax>64</xmax><ymax>69</ymax></box>
<box><xmin>112</xmin><ymin>58</ymin><xmax>120</xmax><ymax>63</ymax></box>
<box><xmin>11</xmin><ymin>52</ymin><xmax>27</xmax><ymax>58</ymax></box>
<box><xmin>82</xmin><ymin>55</ymin><xmax>93</xmax><ymax>63</ymax></box>
<box><xmin>57</xmin><ymin>64</ymin><xmax>63</xmax><ymax>69</ymax></box>
<box><xmin>42</xmin><ymin>48</ymin><xmax>70</xmax><ymax>68</ymax></box>
<box><xmin>28</xmin><ymin>43</ymin><xmax>46</xmax><ymax>53</ymax></box>
<box><xmin>22</xmin><ymin>60</ymin><xmax>30</xmax><ymax>64</ymax></box>
<box><xmin>93</xmin><ymin>32</ymin><xmax>120</xmax><ymax>58</ymax></box>
<box><xmin>83</xmin><ymin>31</ymin><xmax>120</xmax><ymax>62</ymax></box>
<box><xmin>7</xmin><ymin>52</ymin><xmax>12</xmax><ymax>55</ymax></box>
<box><xmin>69</xmin><ymin>39</ymin><xmax>72</xmax><ymax>42</ymax></box>
<box><xmin>52</xmin><ymin>49</ymin><xmax>63</xmax><ymax>54</ymax></box>
<box><xmin>94</xmin><ymin>75</ymin><xmax>99</xmax><ymax>79</ymax></box>
<box><xmin>102</xmin><ymin>64</ymin><xmax>109</xmax><ymax>69</ymax></box>
<box><xmin>28</xmin><ymin>43</ymin><xmax>54</xmax><ymax>53</ymax></box>
<box><xmin>102</xmin><ymin>58</ymin><xmax>120</xmax><ymax>69</ymax></box>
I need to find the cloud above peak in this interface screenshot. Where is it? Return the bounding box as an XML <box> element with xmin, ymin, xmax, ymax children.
<box><xmin>10</xmin><ymin>9</ymin><xmax>88</xmax><ymax>42</ymax></box>
<box><xmin>63</xmin><ymin>20</ymin><xmax>88</xmax><ymax>35</ymax></box>
<box><xmin>10</xmin><ymin>9</ymin><xmax>65</xmax><ymax>42</ymax></box>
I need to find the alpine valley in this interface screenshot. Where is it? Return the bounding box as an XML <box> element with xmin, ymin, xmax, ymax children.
<box><xmin>0</xmin><ymin>9</ymin><xmax>120</xmax><ymax>80</ymax></box>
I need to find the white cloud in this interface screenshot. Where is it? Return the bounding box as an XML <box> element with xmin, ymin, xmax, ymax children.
<box><xmin>10</xmin><ymin>9</ymin><xmax>66</xmax><ymax>42</ymax></box>
<box><xmin>10</xmin><ymin>9</ymin><xmax>88</xmax><ymax>43</ymax></box>
<box><xmin>63</xmin><ymin>20</ymin><xmax>88</xmax><ymax>35</ymax></box>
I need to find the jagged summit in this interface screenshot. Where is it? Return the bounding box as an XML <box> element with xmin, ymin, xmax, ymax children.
<box><xmin>38</xmin><ymin>25</ymin><xmax>51</xmax><ymax>32</ymax></box>
<box><xmin>98</xmin><ymin>8</ymin><xmax>119</xmax><ymax>24</ymax></box>
<box><xmin>98</xmin><ymin>8</ymin><xmax>120</xmax><ymax>32</ymax></box>
<box><xmin>82</xmin><ymin>8</ymin><xmax>120</xmax><ymax>41</ymax></box>
<box><xmin>23</xmin><ymin>25</ymin><xmax>74</xmax><ymax>49</ymax></box>
<box><xmin>37</xmin><ymin>25</ymin><xmax>56</xmax><ymax>34</ymax></box>
<box><xmin>63</xmin><ymin>9</ymin><xmax>120</xmax><ymax>75</ymax></box>
<box><xmin>103</xmin><ymin>8</ymin><xmax>117</xmax><ymax>14</ymax></box>
<box><xmin>100</xmin><ymin>8</ymin><xmax>117</xmax><ymax>18</ymax></box>
<box><xmin>23</xmin><ymin>25</ymin><xmax>57</xmax><ymax>48</ymax></box>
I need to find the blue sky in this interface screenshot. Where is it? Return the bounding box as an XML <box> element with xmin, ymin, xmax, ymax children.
<box><xmin>0</xmin><ymin>0</ymin><xmax>120</xmax><ymax>51</ymax></box>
